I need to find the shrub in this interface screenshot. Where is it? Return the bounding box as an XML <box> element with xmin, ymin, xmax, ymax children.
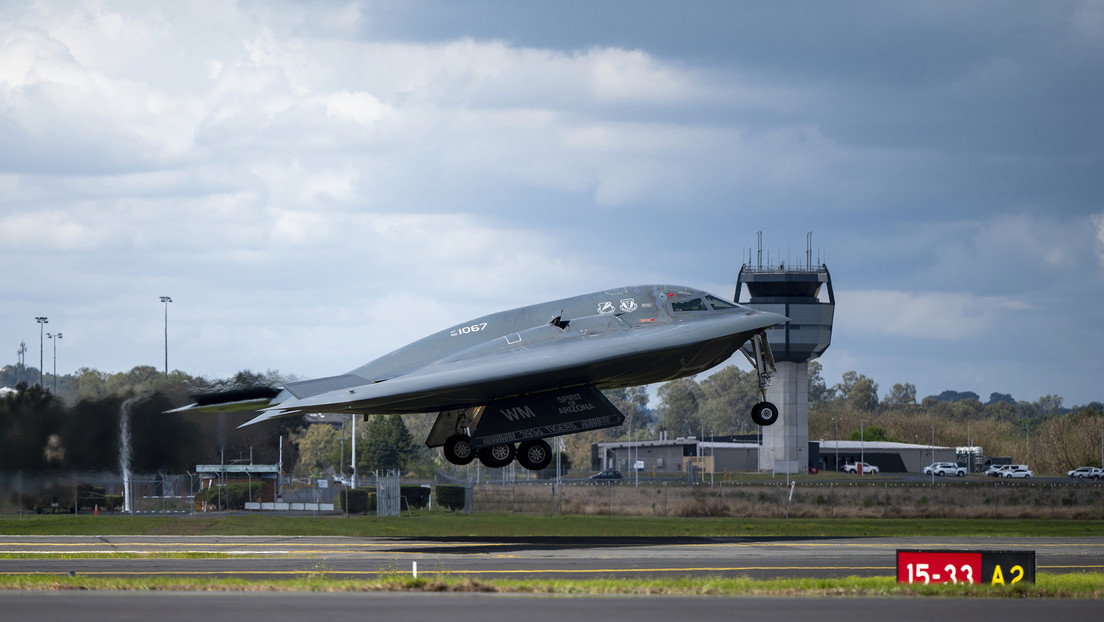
<box><xmin>195</xmin><ymin>483</ymin><xmax>262</xmax><ymax>510</ymax></box>
<box><xmin>436</xmin><ymin>484</ymin><xmax>466</xmax><ymax>511</ymax></box>
<box><xmin>401</xmin><ymin>485</ymin><xmax>430</xmax><ymax>509</ymax></box>
<box><xmin>339</xmin><ymin>489</ymin><xmax>370</xmax><ymax>514</ymax></box>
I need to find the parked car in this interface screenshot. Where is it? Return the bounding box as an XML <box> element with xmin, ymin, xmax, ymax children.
<box><xmin>842</xmin><ymin>461</ymin><xmax>879</xmax><ymax>475</ymax></box>
<box><xmin>590</xmin><ymin>470</ymin><xmax>623</xmax><ymax>480</ymax></box>
<box><xmin>987</xmin><ymin>465</ymin><xmax>1011</xmax><ymax>477</ymax></box>
<box><xmin>1003</xmin><ymin>465</ymin><xmax>1033</xmax><ymax>479</ymax></box>
<box><xmin>924</xmin><ymin>462</ymin><xmax>967</xmax><ymax>477</ymax></box>
<box><xmin>1067</xmin><ymin>466</ymin><xmax>1102</xmax><ymax>479</ymax></box>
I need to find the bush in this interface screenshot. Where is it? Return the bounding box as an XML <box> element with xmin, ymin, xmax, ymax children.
<box><xmin>436</xmin><ymin>484</ymin><xmax>466</xmax><ymax>511</ymax></box>
<box><xmin>339</xmin><ymin>489</ymin><xmax>369</xmax><ymax>514</ymax></box>
<box><xmin>195</xmin><ymin>483</ymin><xmax>262</xmax><ymax>510</ymax></box>
<box><xmin>401</xmin><ymin>485</ymin><xmax>430</xmax><ymax>509</ymax></box>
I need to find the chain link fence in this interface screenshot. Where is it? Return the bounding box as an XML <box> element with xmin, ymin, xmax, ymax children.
<box><xmin>4</xmin><ymin>472</ymin><xmax>1102</xmax><ymax>520</ymax></box>
<box><xmin>473</xmin><ymin>479</ymin><xmax>1104</xmax><ymax>519</ymax></box>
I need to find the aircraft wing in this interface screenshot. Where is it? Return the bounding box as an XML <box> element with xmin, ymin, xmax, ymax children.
<box><xmin>240</xmin><ymin>314</ymin><xmax>776</xmax><ymax>427</ymax></box>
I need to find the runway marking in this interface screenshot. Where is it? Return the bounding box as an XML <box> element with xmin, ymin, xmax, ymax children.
<box><xmin>2</xmin><ymin>566</ymin><xmax>898</xmax><ymax>577</ymax></box>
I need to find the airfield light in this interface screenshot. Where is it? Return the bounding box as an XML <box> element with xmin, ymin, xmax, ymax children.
<box><xmin>35</xmin><ymin>317</ymin><xmax>48</xmax><ymax>387</ymax></box>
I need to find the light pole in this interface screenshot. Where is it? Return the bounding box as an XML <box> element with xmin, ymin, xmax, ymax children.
<box><xmin>47</xmin><ymin>332</ymin><xmax>62</xmax><ymax>391</ymax></box>
<box><xmin>160</xmin><ymin>297</ymin><xmax>172</xmax><ymax>380</ymax></box>
<box><xmin>860</xmin><ymin>419</ymin><xmax>866</xmax><ymax>472</ymax></box>
<box><xmin>35</xmin><ymin>317</ymin><xmax>47</xmax><ymax>387</ymax></box>
<box><xmin>931</xmin><ymin>425</ymin><xmax>935</xmax><ymax>483</ymax></box>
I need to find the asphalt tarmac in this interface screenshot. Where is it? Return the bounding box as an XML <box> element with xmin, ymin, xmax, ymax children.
<box><xmin>2</xmin><ymin>534</ymin><xmax>1102</xmax><ymax>579</ymax></box>
<box><xmin>0</xmin><ymin>592</ymin><xmax>1100</xmax><ymax>622</ymax></box>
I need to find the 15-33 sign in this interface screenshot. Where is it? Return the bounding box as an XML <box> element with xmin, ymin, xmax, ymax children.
<box><xmin>897</xmin><ymin>550</ymin><xmax>1035</xmax><ymax>585</ymax></box>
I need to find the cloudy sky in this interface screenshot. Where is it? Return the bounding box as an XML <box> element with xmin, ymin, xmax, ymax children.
<box><xmin>3</xmin><ymin>1</ymin><xmax>1103</xmax><ymax>406</ymax></box>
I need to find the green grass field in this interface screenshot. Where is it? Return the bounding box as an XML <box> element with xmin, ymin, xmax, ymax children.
<box><xmin>1</xmin><ymin>572</ymin><xmax>1101</xmax><ymax>598</ymax></box>
<box><xmin>3</xmin><ymin>512</ymin><xmax>1104</xmax><ymax>538</ymax></box>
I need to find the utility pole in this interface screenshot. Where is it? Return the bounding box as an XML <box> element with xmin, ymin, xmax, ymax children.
<box><xmin>35</xmin><ymin>317</ymin><xmax>47</xmax><ymax>387</ymax></box>
<box><xmin>16</xmin><ymin>342</ymin><xmax>26</xmax><ymax>384</ymax></box>
<box><xmin>160</xmin><ymin>297</ymin><xmax>172</xmax><ymax>379</ymax></box>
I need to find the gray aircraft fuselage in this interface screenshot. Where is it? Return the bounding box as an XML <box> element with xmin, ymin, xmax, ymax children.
<box><xmin>247</xmin><ymin>284</ymin><xmax>786</xmax><ymax>424</ymax></box>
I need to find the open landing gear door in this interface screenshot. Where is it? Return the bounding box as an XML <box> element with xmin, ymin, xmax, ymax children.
<box><xmin>425</xmin><ymin>385</ymin><xmax>625</xmax><ymax>450</ymax></box>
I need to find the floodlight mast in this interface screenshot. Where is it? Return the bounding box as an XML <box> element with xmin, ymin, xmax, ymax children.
<box><xmin>47</xmin><ymin>332</ymin><xmax>62</xmax><ymax>391</ymax></box>
<box><xmin>35</xmin><ymin>317</ymin><xmax>48</xmax><ymax>387</ymax></box>
<box><xmin>160</xmin><ymin>297</ymin><xmax>172</xmax><ymax>379</ymax></box>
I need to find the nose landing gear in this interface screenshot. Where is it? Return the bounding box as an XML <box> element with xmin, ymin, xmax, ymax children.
<box><xmin>743</xmin><ymin>330</ymin><xmax>779</xmax><ymax>427</ymax></box>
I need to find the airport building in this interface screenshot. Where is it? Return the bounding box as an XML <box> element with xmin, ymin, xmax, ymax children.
<box><xmin>817</xmin><ymin>440</ymin><xmax>957</xmax><ymax>473</ymax></box>
<box><xmin>594</xmin><ymin>437</ymin><xmax>958</xmax><ymax>475</ymax></box>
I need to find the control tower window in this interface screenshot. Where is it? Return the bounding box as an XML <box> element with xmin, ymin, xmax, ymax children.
<box><xmin>671</xmin><ymin>297</ymin><xmax>708</xmax><ymax>312</ymax></box>
<box><xmin>705</xmin><ymin>295</ymin><xmax>738</xmax><ymax>310</ymax></box>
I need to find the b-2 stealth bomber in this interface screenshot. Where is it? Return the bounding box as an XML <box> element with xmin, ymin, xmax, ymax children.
<box><xmin>179</xmin><ymin>285</ymin><xmax>787</xmax><ymax>471</ymax></box>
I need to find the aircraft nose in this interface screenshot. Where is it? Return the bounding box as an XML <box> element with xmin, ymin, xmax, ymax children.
<box><xmin>749</xmin><ymin>310</ymin><xmax>789</xmax><ymax>329</ymax></box>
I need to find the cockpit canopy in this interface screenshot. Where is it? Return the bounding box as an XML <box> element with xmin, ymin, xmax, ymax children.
<box><xmin>669</xmin><ymin>294</ymin><xmax>742</xmax><ymax>313</ymax></box>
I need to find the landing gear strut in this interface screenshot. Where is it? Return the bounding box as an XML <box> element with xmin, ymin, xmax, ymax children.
<box><xmin>743</xmin><ymin>330</ymin><xmax>779</xmax><ymax>427</ymax></box>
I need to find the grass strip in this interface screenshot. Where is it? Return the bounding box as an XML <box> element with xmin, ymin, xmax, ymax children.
<box><xmin>0</xmin><ymin>572</ymin><xmax>1100</xmax><ymax>598</ymax></box>
<box><xmin>4</xmin><ymin>514</ymin><xmax>1104</xmax><ymax>538</ymax></box>
<box><xmin>0</xmin><ymin>553</ymin><xmax>241</xmax><ymax>560</ymax></box>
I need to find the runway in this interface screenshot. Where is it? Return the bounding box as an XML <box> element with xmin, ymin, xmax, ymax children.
<box><xmin>2</xmin><ymin>534</ymin><xmax>1103</xmax><ymax>580</ymax></box>
<box><xmin>0</xmin><ymin>592</ymin><xmax>1101</xmax><ymax>622</ymax></box>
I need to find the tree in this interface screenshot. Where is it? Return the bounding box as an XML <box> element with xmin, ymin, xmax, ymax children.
<box><xmin>833</xmin><ymin>371</ymin><xmax>878</xmax><ymax>412</ymax></box>
<box><xmin>848</xmin><ymin>425</ymin><xmax>892</xmax><ymax>442</ymax></box>
<box><xmin>882</xmin><ymin>383</ymin><xmax>916</xmax><ymax>407</ymax></box>
<box><xmin>808</xmin><ymin>361</ymin><xmax>833</xmax><ymax>403</ymax></box>
<box><xmin>604</xmin><ymin>386</ymin><xmax>652</xmax><ymax>435</ymax></box>
<box><xmin>1035</xmin><ymin>394</ymin><xmax>1065</xmax><ymax>415</ymax></box>
<box><xmin>657</xmin><ymin>377</ymin><xmax>702</xmax><ymax>437</ymax></box>
<box><xmin>697</xmin><ymin>365</ymin><xmax>760</xmax><ymax>435</ymax></box>
<box><xmin>358</xmin><ymin>415</ymin><xmax>415</xmax><ymax>473</ymax></box>
<box><xmin>292</xmin><ymin>424</ymin><xmax>341</xmax><ymax>475</ymax></box>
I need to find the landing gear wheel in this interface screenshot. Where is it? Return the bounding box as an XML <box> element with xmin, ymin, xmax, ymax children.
<box><xmin>516</xmin><ymin>439</ymin><xmax>553</xmax><ymax>471</ymax></box>
<box><xmin>477</xmin><ymin>443</ymin><xmax>516</xmax><ymax>469</ymax></box>
<box><xmin>751</xmin><ymin>401</ymin><xmax>779</xmax><ymax>426</ymax></box>
<box><xmin>443</xmin><ymin>434</ymin><xmax>476</xmax><ymax>465</ymax></box>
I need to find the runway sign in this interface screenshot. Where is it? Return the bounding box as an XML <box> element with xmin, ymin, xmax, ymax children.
<box><xmin>897</xmin><ymin>550</ymin><xmax>1035</xmax><ymax>585</ymax></box>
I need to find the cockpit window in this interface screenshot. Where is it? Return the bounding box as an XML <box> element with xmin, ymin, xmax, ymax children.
<box><xmin>705</xmin><ymin>295</ymin><xmax>738</xmax><ymax>310</ymax></box>
<box><xmin>671</xmin><ymin>297</ymin><xmax>708</xmax><ymax>312</ymax></box>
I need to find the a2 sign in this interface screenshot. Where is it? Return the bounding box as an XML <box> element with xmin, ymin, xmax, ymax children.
<box><xmin>897</xmin><ymin>550</ymin><xmax>1036</xmax><ymax>585</ymax></box>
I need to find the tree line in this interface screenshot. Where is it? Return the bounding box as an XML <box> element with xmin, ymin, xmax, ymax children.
<box><xmin>2</xmin><ymin>361</ymin><xmax>1101</xmax><ymax>476</ymax></box>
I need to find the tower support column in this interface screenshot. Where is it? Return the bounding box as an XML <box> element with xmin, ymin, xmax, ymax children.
<box><xmin>760</xmin><ymin>361</ymin><xmax>808</xmax><ymax>473</ymax></box>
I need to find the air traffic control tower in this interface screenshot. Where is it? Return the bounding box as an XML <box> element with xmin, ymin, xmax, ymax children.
<box><xmin>736</xmin><ymin>233</ymin><xmax>835</xmax><ymax>473</ymax></box>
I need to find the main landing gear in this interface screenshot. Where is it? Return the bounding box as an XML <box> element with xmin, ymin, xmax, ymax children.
<box><xmin>443</xmin><ymin>434</ymin><xmax>554</xmax><ymax>471</ymax></box>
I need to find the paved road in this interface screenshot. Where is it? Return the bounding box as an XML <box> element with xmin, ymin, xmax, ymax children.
<box><xmin>0</xmin><ymin>591</ymin><xmax>1100</xmax><ymax>622</ymax></box>
<box><xmin>2</xmin><ymin>535</ymin><xmax>1102</xmax><ymax>579</ymax></box>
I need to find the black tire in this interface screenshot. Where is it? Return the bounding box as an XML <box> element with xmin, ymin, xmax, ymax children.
<box><xmin>477</xmin><ymin>443</ymin><xmax>516</xmax><ymax>469</ymax></box>
<box><xmin>443</xmin><ymin>434</ymin><xmax>476</xmax><ymax>465</ymax></box>
<box><xmin>956</xmin><ymin>471</ymin><xmax>965</xmax><ymax>477</ymax></box>
<box><xmin>751</xmin><ymin>401</ymin><xmax>779</xmax><ymax>426</ymax></box>
<box><xmin>516</xmin><ymin>439</ymin><xmax>553</xmax><ymax>471</ymax></box>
